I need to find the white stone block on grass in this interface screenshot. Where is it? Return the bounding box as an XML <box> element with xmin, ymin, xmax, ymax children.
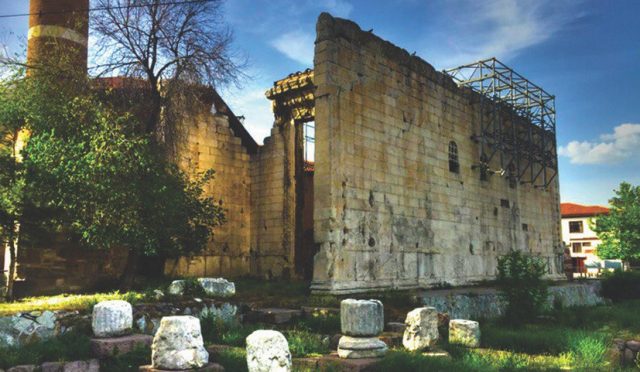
<box><xmin>246</xmin><ymin>330</ymin><xmax>292</xmax><ymax>372</ymax></box>
<box><xmin>197</xmin><ymin>278</ymin><xmax>236</xmax><ymax>298</ymax></box>
<box><xmin>449</xmin><ymin>319</ymin><xmax>481</xmax><ymax>348</ymax></box>
<box><xmin>340</xmin><ymin>299</ymin><xmax>384</xmax><ymax>337</ymax></box>
<box><xmin>167</xmin><ymin>280</ymin><xmax>186</xmax><ymax>296</ymax></box>
<box><xmin>151</xmin><ymin>316</ymin><xmax>209</xmax><ymax>370</ymax></box>
<box><xmin>403</xmin><ymin>307</ymin><xmax>439</xmax><ymax>351</ymax></box>
<box><xmin>92</xmin><ymin>300</ymin><xmax>133</xmax><ymax>337</ymax></box>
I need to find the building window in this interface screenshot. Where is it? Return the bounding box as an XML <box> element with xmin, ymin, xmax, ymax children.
<box><xmin>304</xmin><ymin>121</ymin><xmax>315</xmax><ymax>162</ymax></box>
<box><xmin>448</xmin><ymin>141</ymin><xmax>459</xmax><ymax>173</ymax></box>
<box><xmin>582</xmin><ymin>242</ymin><xmax>591</xmax><ymax>247</ymax></box>
<box><xmin>479</xmin><ymin>153</ymin><xmax>488</xmax><ymax>181</ymax></box>
<box><xmin>569</xmin><ymin>221</ymin><xmax>583</xmax><ymax>233</ymax></box>
<box><xmin>572</xmin><ymin>242</ymin><xmax>582</xmax><ymax>253</ymax></box>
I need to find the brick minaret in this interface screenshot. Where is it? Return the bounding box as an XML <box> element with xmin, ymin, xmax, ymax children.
<box><xmin>27</xmin><ymin>0</ymin><xmax>89</xmax><ymax>73</ymax></box>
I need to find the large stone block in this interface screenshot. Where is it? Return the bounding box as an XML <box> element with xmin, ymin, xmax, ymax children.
<box><xmin>246</xmin><ymin>330</ymin><xmax>292</xmax><ymax>372</ymax></box>
<box><xmin>449</xmin><ymin>319</ymin><xmax>480</xmax><ymax>348</ymax></box>
<box><xmin>197</xmin><ymin>278</ymin><xmax>235</xmax><ymax>298</ymax></box>
<box><xmin>92</xmin><ymin>300</ymin><xmax>133</xmax><ymax>337</ymax></box>
<box><xmin>340</xmin><ymin>299</ymin><xmax>383</xmax><ymax>337</ymax></box>
<box><xmin>402</xmin><ymin>307</ymin><xmax>439</xmax><ymax>351</ymax></box>
<box><xmin>151</xmin><ymin>316</ymin><xmax>209</xmax><ymax>370</ymax></box>
<box><xmin>337</xmin><ymin>336</ymin><xmax>388</xmax><ymax>359</ymax></box>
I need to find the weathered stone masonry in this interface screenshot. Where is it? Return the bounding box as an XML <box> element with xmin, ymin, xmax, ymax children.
<box><xmin>310</xmin><ymin>14</ymin><xmax>563</xmax><ymax>293</ymax></box>
<box><xmin>13</xmin><ymin>9</ymin><xmax>563</xmax><ymax>294</ymax></box>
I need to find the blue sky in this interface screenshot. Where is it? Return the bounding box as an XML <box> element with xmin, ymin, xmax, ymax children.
<box><xmin>1</xmin><ymin>0</ymin><xmax>639</xmax><ymax>206</ymax></box>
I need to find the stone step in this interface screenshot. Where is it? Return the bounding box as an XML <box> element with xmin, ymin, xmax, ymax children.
<box><xmin>293</xmin><ymin>352</ymin><xmax>382</xmax><ymax>372</ymax></box>
<box><xmin>90</xmin><ymin>334</ymin><xmax>153</xmax><ymax>358</ymax></box>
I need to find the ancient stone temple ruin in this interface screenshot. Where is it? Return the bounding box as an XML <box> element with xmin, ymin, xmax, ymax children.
<box><xmin>5</xmin><ymin>1</ymin><xmax>564</xmax><ymax>294</ymax></box>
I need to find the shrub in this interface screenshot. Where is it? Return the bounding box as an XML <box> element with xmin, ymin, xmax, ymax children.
<box><xmin>182</xmin><ymin>278</ymin><xmax>207</xmax><ymax>297</ymax></box>
<box><xmin>296</xmin><ymin>313</ymin><xmax>341</xmax><ymax>334</ymax></box>
<box><xmin>496</xmin><ymin>250</ymin><xmax>548</xmax><ymax>325</ymax></box>
<box><xmin>567</xmin><ymin>332</ymin><xmax>608</xmax><ymax>370</ymax></box>
<box><xmin>600</xmin><ymin>270</ymin><xmax>640</xmax><ymax>302</ymax></box>
<box><xmin>284</xmin><ymin>329</ymin><xmax>330</xmax><ymax>357</ymax></box>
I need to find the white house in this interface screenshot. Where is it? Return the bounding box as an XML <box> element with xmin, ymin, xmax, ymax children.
<box><xmin>560</xmin><ymin>202</ymin><xmax>616</xmax><ymax>275</ymax></box>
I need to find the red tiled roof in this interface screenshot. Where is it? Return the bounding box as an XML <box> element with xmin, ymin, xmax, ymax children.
<box><xmin>561</xmin><ymin>203</ymin><xmax>609</xmax><ymax>218</ymax></box>
<box><xmin>92</xmin><ymin>76</ymin><xmax>149</xmax><ymax>89</ymax></box>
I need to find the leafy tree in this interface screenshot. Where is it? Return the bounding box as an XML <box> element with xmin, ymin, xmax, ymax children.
<box><xmin>497</xmin><ymin>250</ymin><xmax>548</xmax><ymax>325</ymax></box>
<box><xmin>592</xmin><ymin>182</ymin><xmax>640</xmax><ymax>267</ymax></box>
<box><xmin>0</xmin><ymin>64</ymin><xmax>225</xmax><ymax>290</ymax></box>
<box><xmin>0</xmin><ymin>68</ymin><xmax>27</xmax><ymax>299</ymax></box>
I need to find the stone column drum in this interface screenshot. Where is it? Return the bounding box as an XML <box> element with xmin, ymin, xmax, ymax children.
<box><xmin>92</xmin><ymin>300</ymin><xmax>133</xmax><ymax>337</ymax></box>
<box><xmin>337</xmin><ymin>299</ymin><xmax>388</xmax><ymax>358</ymax></box>
<box><xmin>246</xmin><ymin>330</ymin><xmax>292</xmax><ymax>372</ymax></box>
<box><xmin>151</xmin><ymin>316</ymin><xmax>209</xmax><ymax>370</ymax></box>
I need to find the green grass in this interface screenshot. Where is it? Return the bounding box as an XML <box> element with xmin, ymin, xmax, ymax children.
<box><xmin>375</xmin><ymin>301</ymin><xmax>640</xmax><ymax>372</ymax></box>
<box><xmin>0</xmin><ymin>331</ymin><xmax>93</xmax><ymax>369</ymax></box>
<box><xmin>285</xmin><ymin>328</ymin><xmax>330</xmax><ymax>357</ymax></box>
<box><xmin>295</xmin><ymin>313</ymin><xmax>341</xmax><ymax>334</ymax></box>
<box><xmin>375</xmin><ymin>348</ymin><xmax>576</xmax><ymax>372</ymax></box>
<box><xmin>0</xmin><ymin>291</ymin><xmax>147</xmax><ymax>315</ymax></box>
<box><xmin>216</xmin><ymin>347</ymin><xmax>248</xmax><ymax>372</ymax></box>
<box><xmin>200</xmin><ymin>314</ymin><xmax>264</xmax><ymax>347</ymax></box>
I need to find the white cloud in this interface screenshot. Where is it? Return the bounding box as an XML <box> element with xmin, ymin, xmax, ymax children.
<box><xmin>222</xmin><ymin>85</ymin><xmax>274</xmax><ymax>145</ymax></box>
<box><xmin>558</xmin><ymin>123</ymin><xmax>640</xmax><ymax>165</ymax></box>
<box><xmin>319</xmin><ymin>0</ymin><xmax>353</xmax><ymax>18</ymax></box>
<box><xmin>270</xmin><ymin>31</ymin><xmax>315</xmax><ymax>66</ymax></box>
<box><xmin>426</xmin><ymin>0</ymin><xmax>582</xmax><ymax>69</ymax></box>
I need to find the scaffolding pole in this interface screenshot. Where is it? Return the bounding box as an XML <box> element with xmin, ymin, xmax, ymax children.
<box><xmin>444</xmin><ymin>57</ymin><xmax>557</xmax><ymax>188</ymax></box>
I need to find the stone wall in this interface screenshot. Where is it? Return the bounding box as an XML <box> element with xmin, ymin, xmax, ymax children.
<box><xmin>420</xmin><ymin>282</ymin><xmax>604</xmax><ymax>320</ymax></box>
<box><xmin>311</xmin><ymin>13</ymin><xmax>563</xmax><ymax>293</ymax></box>
<box><xmin>249</xmin><ymin>124</ymin><xmax>296</xmax><ymax>279</ymax></box>
<box><xmin>165</xmin><ymin>104</ymin><xmax>253</xmax><ymax>278</ymax></box>
<box><xmin>16</xmin><ymin>235</ymin><xmax>128</xmax><ymax>294</ymax></box>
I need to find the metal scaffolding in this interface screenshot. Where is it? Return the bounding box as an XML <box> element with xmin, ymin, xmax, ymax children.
<box><xmin>444</xmin><ymin>58</ymin><xmax>557</xmax><ymax>188</ymax></box>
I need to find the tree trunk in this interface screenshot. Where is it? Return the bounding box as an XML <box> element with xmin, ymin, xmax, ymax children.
<box><xmin>6</xmin><ymin>228</ymin><xmax>16</xmax><ymax>300</ymax></box>
<box><xmin>120</xmin><ymin>249</ymin><xmax>140</xmax><ymax>291</ymax></box>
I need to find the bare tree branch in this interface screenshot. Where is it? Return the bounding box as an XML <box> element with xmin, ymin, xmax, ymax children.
<box><xmin>91</xmin><ymin>0</ymin><xmax>246</xmax><ymax>147</ymax></box>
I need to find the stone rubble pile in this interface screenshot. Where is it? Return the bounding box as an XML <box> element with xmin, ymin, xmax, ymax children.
<box><xmin>167</xmin><ymin>278</ymin><xmax>235</xmax><ymax>298</ymax></box>
<box><xmin>402</xmin><ymin>307</ymin><xmax>439</xmax><ymax>351</ymax></box>
<box><xmin>613</xmin><ymin>339</ymin><xmax>640</xmax><ymax>367</ymax></box>
<box><xmin>448</xmin><ymin>319</ymin><xmax>481</xmax><ymax>348</ymax></box>
<box><xmin>246</xmin><ymin>330</ymin><xmax>292</xmax><ymax>372</ymax></box>
<box><xmin>337</xmin><ymin>299</ymin><xmax>387</xmax><ymax>359</ymax></box>
<box><xmin>0</xmin><ymin>311</ymin><xmax>58</xmax><ymax>347</ymax></box>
